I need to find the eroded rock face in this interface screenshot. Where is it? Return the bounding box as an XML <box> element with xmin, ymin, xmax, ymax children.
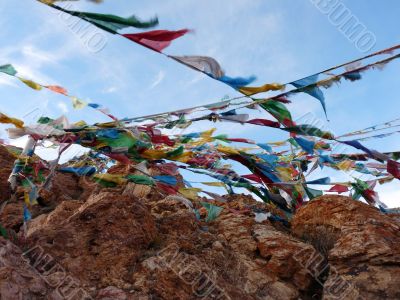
<box><xmin>0</xmin><ymin>201</ymin><xmax>24</xmax><ymax>231</ymax></box>
<box><xmin>292</xmin><ymin>195</ymin><xmax>400</xmax><ymax>300</ymax></box>
<box><xmin>0</xmin><ymin>237</ymin><xmax>49</xmax><ymax>299</ymax></box>
<box><xmin>0</xmin><ymin>146</ymin><xmax>15</xmax><ymax>202</ymax></box>
<box><xmin>1</xmin><ymin>141</ymin><xmax>399</xmax><ymax>300</ymax></box>
<box><xmin>0</xmin><ymin>145</ymin><xmax>87</xmax><ymax>232</ymax></box>
<box><xmin>213</xmin><ymin>211</ymin><xmax>318</xmax><ymax>299</ymax></box>
<box><xmin>26</xmin><ymin>191</ymin><xmax>158</xmax><ymax>290</ymax></box>
<box><xmin>0</xmin><ymin>187</ymin><xmax>321</xmax><ymax>299</ymax></box>
<box><xmin>39</xmin><ymin>172</ymin><xmax>83</xmax><ymax>206</ymax></box>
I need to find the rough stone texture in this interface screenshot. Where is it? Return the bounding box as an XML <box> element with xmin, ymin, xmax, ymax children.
<box><xmin>0</xmin><ymin>146</ymin><xmax>15</xmax><ymax>202</ymax></box>
<box><xmin>129</xmin><ymin>193</ymin><xmax>317</xmax><ymax>300</ymax></box>
<box><xmin>0</xmin><ymin>201</ymin><xmax>24</xmax><ymax>231</ymax></box>
<box><xmin>253</xmin><ymin>224</ymin><xmax>316</xmax><ymax>292</ymax></box>
<box><xmin>39</xmin><ymin>172</ymin><xmax>83</xmax><ymax>206</ymax></box>
<box><xmin>1</xmin><ymin>142</ymin><xmax>400</xmax><ymax>299</ymax></box>
<box><xmin>0</xmin><ymin>186</ymin><xmax>320</xmax><ymax>299</ymax></box>
<box><xmin>0</xmin><ymin>237</ymin><xmax>49</xmax><ymax>299</ymax></box>
<box><xmin>26</xmin><ymin>191</ymin><xmax>158</xmax><ymax>290</ymax></box>
<box><xmin>0</xmin><ymin>185</ymin><xmax>83</xmax><ymax>234</ymax></box>
<box><xmin>292</xmin><ymin>195</ymin><xmax>400</xmax><ymax>300</ymax></box>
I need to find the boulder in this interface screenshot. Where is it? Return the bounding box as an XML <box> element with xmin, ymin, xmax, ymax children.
<box><xmin>292</xmin><ymin>195</ymin><xmax>400</xmax><ymax>300</ymax></box>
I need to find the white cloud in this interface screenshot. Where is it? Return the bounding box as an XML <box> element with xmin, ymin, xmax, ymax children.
<box><xmin>9</xmin><ymin>136</ymin><xmax>29</xmax><ymax>149</ymax></box>
<box><xmin>376</xmin><ymin>181</ymin><xmax>400</xmax><ymax>208</ymax></box>
<box><xmin>149</xmin><ymin>70</ymin><xmax>166</xmax><ymax>89</ymax></box>
<box><xmin>102</xmin><ymin>86</ymin><xmax>117</xmax><ymax>93</ymax></box>
<box><xmin>21</xmin><ymin>45</ymin><xmax>59</xmax><ymax>66</ymax></box>
<box><xmin>0</xmin><ymin>76</ymin><xmax>18</xmax><ymax>88</ymax></box>
<box><xmin>57</xmin><ymin>101</ymin><xmax>69</xmax><ymax>113</ymax></box>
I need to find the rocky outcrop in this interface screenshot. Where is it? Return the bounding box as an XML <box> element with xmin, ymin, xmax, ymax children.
<box><xmin>14</xmin><ymin>187</ymin><xmax>319</xmax><ymax>299</ymax></box>
<box><xmin>0</xmin><ymin>144</ymin><xmax>88</xmax><ymax>232</ymax></box>
<box><xmin>2</xmin><ymin>190</ymin><xmax>400</xmax><ymax>299</ymax></box>
<box><xmin>0</xmin><ymin>145</ymin><xmax>16</xmax><ymax>201</ymax></box>
<box><xmin>26</xmin><ymin>190</ymin><xmax>158</xmax><ymax>290</ymax></box>
<box><xmin>1</xmin><ymin>143</ymin><xmax>400</xmax><ymax>299</ymax></box>
<box><xmin>0</xmin><ymin>237</ymin><xmax>50</xmax><ymax>299</ymax></box>
<box><xmin>292</xmin><ymin>195</ymin><xmax>400</xmax><ymax>300</ymax></box>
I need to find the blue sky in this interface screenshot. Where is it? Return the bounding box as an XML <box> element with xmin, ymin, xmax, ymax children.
<box><xmin>0</xmin><ymin>0</ymin><xmax>399</xmax><ymax>207</ymax></box>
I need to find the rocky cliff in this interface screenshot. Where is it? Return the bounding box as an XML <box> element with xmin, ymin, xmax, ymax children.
<box><xmin>0</xmin><ymin>146</ymin><xmax>399</xmax><ymax>300</ymax></box>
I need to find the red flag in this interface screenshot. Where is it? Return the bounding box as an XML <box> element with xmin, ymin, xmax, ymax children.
<box><xmin>242</xmin><ymin>174</ymin><xmax>263</xmax><ymax>183</ymax></box>
<box><xmin>247</xmin><ymin>119</ymin><xmax>280</xmax><ymax>128</ymax></box>
<box><xmin>362</xmin><ymin>189</ymin><xmax>379</xmax><ymax>205</ymax></box>
<box><xmin>387</xmin><ymin>160</ymin><xmax>400</xmax><ymax>179</ymax></box>
<box><xmin>107</xmin><ymin>153</ymin><xmax>131</xmax><ymax>165</ymax></box>
<box><xmin>122</xmin><ymin>29</ymin><xmax>191</xmax><ymax>52</ymax></box>
<box><xmin>187</xmin><ymin>156</ymin><xmax>215</xmax><ymax>167</ymax></box>
<box><xmin>151</xmin><ymin>135</ymin><xmax>175</xmax><ymax>146</ymax></box>
<box><xmin>153</xmin><ymin>163</ymin><xmax>179</xmax><ymax>176</ymax></box>
<box><xmin>274</xmin><ymin>96</ymin><xmax>291</xmax><ymax>104</ymax></box>
<box><xmin>157</xmin><ymin>182</ymin><xmax>178</xmax><ymax>194</ymax></box>
<box><xmin>46</xmin><ymin>85</ymin><xmax>68</xmax><ymax>95</ymax></box>
<box><xmin>226</xmin><ymin>138</ymin><xmax>255</xmax><ymax>144</ymax></box>
<box><xmin>328</xmin><ymin>184</ymin><xmax>349</xmax><ymax>194</ymax></box>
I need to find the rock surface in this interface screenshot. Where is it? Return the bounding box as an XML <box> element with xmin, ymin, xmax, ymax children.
<box><xmin>292</xmin><ymin>195</ymin><xmax>400</xmax><ymax>300</ymax></box>
<box><xmin>0</xmin><ymin>145</ymin><xmax>15</xmax><ymax>201</ymax></box>
<box><xmin>0</xmin><ymin>146</ymin><xmax>399</xmax><ymax>299</ymax></box>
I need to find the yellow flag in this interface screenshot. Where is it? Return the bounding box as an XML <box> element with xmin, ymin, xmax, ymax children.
<box><xmin>0</xmin><ymin>113</ymin><xmax>24</xmax><ymax>128</ymax></box>
<box><xmin>38</xmin><ymin>0</ymin><xmax>56</xmax><ymax>4</ymax></box>
<box><xmin>276</xmin><ymin>167</ymin><xmax>292</xmax><ymax>181</ymax></box>
<box><xmin>190</xmin><ymin>128</ymin><xmax>217</xmax><ymax>147</ymax></box>
<box><xmin>200</xmin><ymin>128</ymin><xmax>216</xmax><ymax>138</ymax></box>
<box><xmin>94</xmin><ymin>174</ymin><xmax>127</xmax><ymax>185</ymax></box>
<box><xmin>336</xmin><ymin>160</ymin><xmax>354</xmax><ymax>171</ymax></box>
<box><xmin>317</xmin><ymin>76</ymin><xmax>341</xmax><ymax>89</ymax></box>
<box><xmin>173</xmin><ymin>151</ymin><xmax>194</xmax><ymax>163</ymax></box>
<box><xmin>73</xmin><ymin>120</ymin><xmax>87</xmax><ymax>127</ymax></box>
<box><xmin>201</xmin><ymin>182</ymin><xmax>226</xmax><ymax>187</ymax></box>
<box><xmin>268</xmin><ymin>140</ymin><xmax>287</xmax><ymax>146</ymax></box>
<box><xmin>142</xmin><ymin>149</ymin><xmax>167</xmax><ymax>160</ymax></box>
<box><xmin>239</xmin><ymin>83</ymin><xmax>285</xmax><ymax>96</ymax></box>
<box><xmin>70</xmin><ymin>97</ymin><xmax>87</xmax><ymax>109</ymax></box>
<box><xmin>24</xmin><ymin>192</ymin><xmax>30</xmax><ymax>206</ymax></box>
<box><xmin>179</xmin><ymin>187</ymin><xmax>202</xmax><ymax>200</ymax></box>
<box><xmin>217</xmin><ymin>145</ymin><xmax>240</xmax><ymax>155</ymax></box>
<box><xmin>19</xmin><ymin>77</ymin><xmax>42</xmax><ymax>90</ymax></box>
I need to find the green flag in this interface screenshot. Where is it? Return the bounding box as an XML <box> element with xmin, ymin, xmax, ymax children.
<box><xmin>283</xmin><ymin>125</ymin><xmax>334</xmax><ymax>139</ymax></box>
<box><xmin>259</xmin><ymin>100</ymin><xmax>292</xmax><ymax>125</ymax></box>
<box><xmin>201</xmin><ymin>202</ymin><xmax>223</xmax><ymax>222</ymax></box>
<box><xmin>49</xmin><ymin>4</ymin><xmax>158</xmax><ymax>34</ymax></box>
<box><xmin>126</xmin><ymin>174</ymin><xmax>155</xmax><ymax>186</ymax></box>
<box><xmin>0</xmin><ymin>64</ymin><xmax>17</xmax><ymax>76</ymax></box>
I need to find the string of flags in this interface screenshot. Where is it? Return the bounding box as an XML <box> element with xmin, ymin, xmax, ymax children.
<box><xmin>2</xmin><ymin>106</ymin><xmax>399</xmax><ymax>222</ymax></box>
<box><xmin>35</xmin><ymin>0</ymin><xmax>400</xmax><ymax>120</ymax></box>
<box><xmin>2</xmin><ymin>44</ymin><xmax>400</xmax><ymax>134</ymax></box>
<box><xmin>0</xmin><ymin>1</ymin><xmax>399</xmax><ymax>225</ymax></box>
<box><xmin>0</xmin><ymin>64</ymin><xmax>117</xmax><ymax>120</ymax></box>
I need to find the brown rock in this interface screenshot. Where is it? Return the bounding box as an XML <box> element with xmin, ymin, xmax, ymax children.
<box><xmin>100</xmin><ymin>192</ymin><xmax>317</xmax><ymax>300</ymax></box>
<box><xmin>0</xmin><ymin>145</ymin><xmax>15</xmax><ymax>202</ymax></box>
<box><xmin>96</xmin><ymin>286</ymin><xmax>129</xmax><ymax>300</ymax></box>
<box><xmin>253</xmin><ymin>224</ymin><xmax>316</xmax><ymax>291</ymax></box>
<box><xmin>2</xmin><ymin>135</ymin><xmax>399</xmax><ymax>300</ymax></box>
<box><xmin>0</xmin><ymin>201</ymin><xmax>23</xmax><ymax>230</ymax></box>
<box><xmin>26</xmin><ymin>191</ymin><xmax>158</xmax><ymax>289</ymax></box>
<box><xmin>26</xmin><ymin>200</ymin><xmax>84</xmax><ymax>237</ymax></box>
<box><xmin>40</xmin><ymin>172</ymin><xmax>83</xmax><ymax>206</ymax></box>
<box><xmin>292</xmin><ymin>195</ymin><xmax>400</xmax><ymax>300</ymax></box>
<box><xmin>0</xmin><ymin>237</ymin><xmax>49</xmax><ymax>299</ymax></box>
<box><xmin>216</xmin><ymin>213</ymin><xmax>257</xmax><ymax>255</ymax></box>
